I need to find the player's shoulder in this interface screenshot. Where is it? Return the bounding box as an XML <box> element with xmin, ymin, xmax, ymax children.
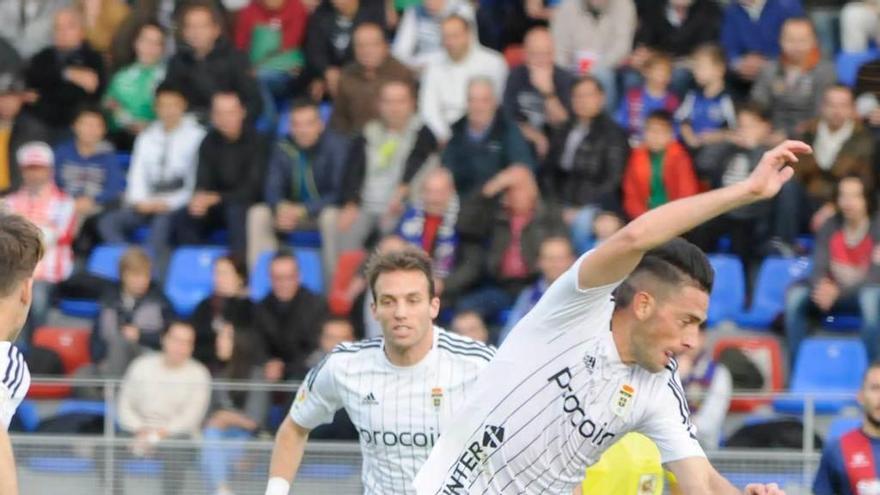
<box><xmin>435</xmin><ymin>328</ymin><xmax>495</xmax><ymax>364</ymax></box>
<box><xmin>0</xmin><ymin>341</ymin><xmax>28</xmax><ymax>397</ymax></box>
<box><xmin>319</xmin><ymin>337</ymin><xmax>385</xmax><ymax>367</ymax></box>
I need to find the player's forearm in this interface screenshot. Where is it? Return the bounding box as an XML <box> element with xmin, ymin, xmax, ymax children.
<box><xmin>0</xmin><ymin>428</ymin><xmax>19</xmax><ymax>495</ymax></box>
<box><xmin>266</xmin><ymin>418</ymin><xmax>309</xmax><ymax>493</ymax></box>
<box><xmin>620</xmin><ymin>181</ymin><xmax>756</xmax><ymax>254</ymax></box>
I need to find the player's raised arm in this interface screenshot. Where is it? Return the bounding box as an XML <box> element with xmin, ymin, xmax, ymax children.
<box><xmin>579</xmin><ymin>140</ymin><xmax>811</xmax><ymax>289</ymax></box>
<box><xmin>265</xmin><ymin>417</ymin><xmax>311</xmax><ymax>495</ymax></box>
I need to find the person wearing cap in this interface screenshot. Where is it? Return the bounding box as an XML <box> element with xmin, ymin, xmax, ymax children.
<box><xmin>2</xmin><ymin>141</ymin><xmax>76</xmax><ymax>341</ymax></box>
<box><xmin>0</xmin><ymin>71</ymin><xmax>50</xmax><ymax>196</ymax></box>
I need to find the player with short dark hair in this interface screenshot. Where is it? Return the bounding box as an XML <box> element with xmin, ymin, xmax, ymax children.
<box><xmin>414</xmin><ymin>140</ymin><xmax>812</xmax><ymax>495</ymax></box>
<box><xmin>0</xmin><ymin>212</ymin><xmax>44</xmax><ymax>494</ymax></box>
<box><xmin>265</xmin><ymin>246</ymin><xmax>494</xmax><ymax>495</ymax></box>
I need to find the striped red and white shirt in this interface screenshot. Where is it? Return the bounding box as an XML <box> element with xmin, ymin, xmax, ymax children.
<box><xmin>3</xmin><ymin>184</ymin><xmax>76</xmax><ymax>283</ymax></box>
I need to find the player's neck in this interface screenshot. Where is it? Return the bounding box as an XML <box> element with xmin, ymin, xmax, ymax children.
<box><xmin>385</xmin><ymin>329</ymin><xmax>434</xmax><ymax>367</ymax></box>
<box><xmin>610</xmin><ymin>312</ymin><xmax>636</xmax><ymax>365</ymax></box>
<box><xmin>864</xmin><ymin>417</ymin><xmax>880</xmax><ymax>438</ymax></box>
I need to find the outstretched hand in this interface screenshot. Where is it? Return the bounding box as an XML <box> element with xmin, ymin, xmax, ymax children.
<box><xmin>744</xmin><ymin>482</ymin><xmax>785</xmax><ymax>495</ymax></box>
<box><xmin>743</xmin><ymin>140</ymin><xmax>812</xmax><ymax>201</ymax></box>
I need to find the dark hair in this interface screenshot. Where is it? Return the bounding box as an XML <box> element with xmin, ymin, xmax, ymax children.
<box><xmin>162</xmin><ymin>320</ymin><xmax>194</xmax><ymax>337</ymax></box>
<box><xmin>155</xmin><ymin>80</ymin><xmax>188</xmax><ymax>103</ymax></box>
<box><xmin>73</xmin><ymin>104</ymin><xmax>106</xmax><ymax>125</ymax></box>
<box><xmin>824</xmin><ymin>83</ymin><xmax>854</xmax><ymax>101</ymax></box>
<box><xmin>736</xmin><ymin>101</ymin><xmax>772</xmax><ymax>123</ymax></box>
<box><xmin>0</xmin><ymin>213</ymin><xmax>44</xmax><ymax>297</ymax></box>
<box><xmin>223</xmin><ymin>326</ymin><xmax>260</xmax><ymax>382</ymax></box>
<box><xmin>323</xmin><ymin>316</ymin><xmax>354</xmax><ymax>334</ymax></box>
<box><xmin>572</xmin><ymin>75</ymin><xmax>605</xmax><ymax>95</ymax></box>
<box><xmin>216</xmin><ymin>254</ymin><xmax>248</xmax><ymax>283</ymax></box>
<box><xmin>691</xmin><ymin>43</ymin><xmax>726</xmax><ymax>66</ymax></box>
<box><xmin>834</xmin><ymin>173</ymin><xmax>876</xmax><ymax>217</ymax></box>
<box><xmin>365</xmin><ymin>247</ymin><xmax>435</xmax><ymax>300</ymax></box>
<box><xmin>644</xmin><ymin>51</ymin><xmax>673</xmax><ymax>70</ymax></box>
<box><xmin>290</xmin><ymin>97</ymin><xmax>319</xmax><ymax>115</ymax></box>
<box><xmin>211</xmin><ymin>88</ymin><xmax>244</xmax><ymax>106</ymax></box>
<box><xmin>863</xmin><ymin>361</ymin><xmax>880</xmax><ymax>386</ymax></box>
<box><xmin>614</xmin><ymin>238</ymin><xmax>714</xmax><ymax>309</ymax></box>
<box><xmin>134</xmin><ymin>21</ymin><xmax>165</xmax><ymax>46</ymax></box>
<box><xmin>271</xmin><ymin>247</ymin><xmax>298</xmax><ymax>266</ymax></box>
<box><xmin>354</xmin><ymin>21</ymin><xmax>385</xmax><ymax>38</ymax></box>
<box><xmin>179</xmin><ymin>1</ymin><xmax>223</xmax><ymax>26</ymax></box>
<box><xmin>645</xmin><ymin>109</ymin><xmax>674</xmax><ymax>128</ymax></box>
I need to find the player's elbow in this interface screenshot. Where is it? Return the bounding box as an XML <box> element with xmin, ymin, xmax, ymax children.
<box><xmin>612</xmin><ymin>222</ymin><xmax>651</xmax><ymax>254</ymax></box>
<box><xmin>277</xmin><ymin>417</ymin><xmax>310</xmax><ymax>445</ymax></box>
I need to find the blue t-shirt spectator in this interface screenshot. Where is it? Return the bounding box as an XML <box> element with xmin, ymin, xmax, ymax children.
<box><xmin>675</xmin><ymin>89</ymin><xmax>737</xmax><ymax>135</ymax></box>
<box><xmin>721</xmin><ymin>0</ymin><xmax>804</xmax><ymax>67</ymax></box>
<box><xmin>54</xmin><ymin>139</ymin><xmax>125</xmax><ymax>206</ymax></box>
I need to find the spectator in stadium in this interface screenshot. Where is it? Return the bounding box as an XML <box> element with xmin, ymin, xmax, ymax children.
<box><xmin>502</xmin><ymin>27</ymin><xmax>573</xmax><ymax>161</ymax></box>
<box><xmin>840</xmin><ymin>0</ymin><xmax>880</xmax><ymax>52</ymax></box>
<box><xmin>247</xmin><ymin>99</ymin><xmax>349</xmax><ymax>270</ymax></box>
<box><xmin>164</xmin><ymin>3</ymin><xmax>263</xmax><ymax>123</ymax></box>
<box><xmin>118</xmin><ymin>321</ymin><xmax>211</xmax><ymax>495</ymax></box>
<box><xmin>541</xmin><ymin>75</ymin><xmax>629</xmax><ymax>253</ymax></box>
<box><xmin>791</xmin><ymin>85</ymin><xmax>876</xmax><ymax>237</ymax></box>
<box><xmin>751</xmin><ymin>17</ymin><xmax>836</xmax><ymax>137</ymax></box>
<box><xmin>450</xmin><ymin>310</ymin><xmax>489</xmax><ymax>344</ymax></box>
<box><xmin>98</xmin><ymin>82</ymin><xmax>206</xmax><ymax>278</ymax></box>
<box><xmin>676</xmin><ymin>44</ymin><xmax>737</xmax><ymax>151</ymax></box>
<box><xmin>814</xmin><ymin>362</ymin><xmax>880</xmax><ymax>495</ymax></box>
<box><xmin>91</xmin><ymin>247</ymin><xmax>173</xmax><ymax>377</ymax></box>
<box><xmin>0</xmin><ymin>0</ymin><xmax>68</xmax><ymax>60</ymax></box>
<box><xmin>234</xmin><ymin>0</ymin><xmax>308</xmax><ymax>114</ymax></box>
<box><xmin>785</xmin><ymin>175</ymin><xmax>880</xmax><ymax>365</ymax></box>
<box><xmin>550</xmin><ymin>0</ymin><xmax>636</xmax><ymax>108</ymax></box>
<box><xmin>445</xmin><ymin>168</ymin><xmax>567</xmax><ymax>321</ymax></box>
<box><xmin>442</xmin><ymin>77</ymin><xmax>535</xmax><ymax>200</ymax></box>
<box><xmin>173</xmin><ymin>91</ymin><xmax>270</xmax><ymax>257</ymax></box>
<box><xmin>395</xmin><ymin>167</ymin><xmax>459</xmax><ymax>281</ymax></box>
<box><xmin>616</xmin><ymin>52</ymin><xmax>680</xmax><ymax>144</ymax></box>
<box><xmin>328</xmin><ymin>80</ymin><xmax>436</xmax><ymax>271</ymax></box>
<box><xmin>677</xmin><ymin>332</ymin><xmax>733</xmax><ymax>449</ymax></box>
<box><xmin>74</xmin><ymin>0</ymin><xmax>131</xmax><ymax>61</ymax></box>
<box><xmin>623</xmin><ymin>110</ymin><xmax>700</xmax><ymax>220</ymax></box>
<box><xmin>721</xmin><ymin>0</ymin><xmax>804</xmax><ymax>86</ymax></box>
<box><xmin>190</xmin><ymin>255</ymin><xmax>252</xmax><ymax>366</ymax></box>
<box><xmin>391</xmin><ymin>0</ymin><xmax>474</xmax><ymax>74</ymax></box>
<box><xmin>628</xmin><ymin>0</ymin><xmax>722</xmax><ymax>95</ymax></box>
<box><xmin>25</xmin><ymin>8</ymin><xmax>106</xmax><ymax>135</ymax></box>
<box><xmin>690</xmin><ymin>103</ymin><xmax>778</xmax><ymax>269</ymax></box>
<box><xmin>255</xmin><ymin>249</ymin><xmax>327</xmax><ymax>380</ymax></box>
<box><xmin>304</xmin><ymin>0</ymin><xmax>388</xmax><ymax>101</ymax></box>
<box><xmin>2</xmin><ymin>142</ymin><xmax>75</xmax><ymax>341</ymax></box>
<box><xmin>0</xmin><ymin>72</ymin><xmax>49</xmax><ymax>196</ymax></box>
<box><xmin>498</xmin><ymin>235</ymin><xmax>574</xmax><ymax>345</ymax></box>
<box><xmin>330</xmin><ymin>23</ymin><xmax>414</xmax><ymax>135</ymax></box>
<box><xmin>305</xmin><ymin>317</ymin><xmax>356</xmax><ymax>367</ymax></box>
<box><xmin>201</xmin><ymin>321</ymin><xmax>269</xmax><ymax>495</ymax></box>
<box><xmin>854</xmin><ymin>58</ymin><xmax>880</xmax><ymax>130</ymax></box>
<box><xmin>419</xmin><ymin>14</ymin><xmax>508</xmax><ymax>143</ymax></box>
<box><xmin>102</xmin><ymin>22</ymin><xmax>167</xmax><ymax>151</ymax></box>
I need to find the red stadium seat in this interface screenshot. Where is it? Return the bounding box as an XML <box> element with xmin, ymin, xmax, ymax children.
<box><xmin>712</xmin><ymin>335</ymin><xmax>785</xmax><ymax>413</ymax></box>
<box><xmin>328</xmin><ymin>250</ymin><xmax>367</xmax><ymax>316</ymax></box>
<box><xmin>28</xmin><ymin>327</ymin><xmax>92</xmax><ymax>399</ymax></box>
<box><xmin>503</xmin><ymin>45</ymin><xmax>525</xmax><ymax>68</ymax></box>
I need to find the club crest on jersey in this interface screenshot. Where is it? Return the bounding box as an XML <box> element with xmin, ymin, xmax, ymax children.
<box><xmin>296</xmin><ymin>388</ymin><xmax>307</xmax><ymax>403</ymax></box>
<box><xmin>612</xmin><ymin>384</ymin><xmax>635</xmax><ymax>418</ymax></box>
<box><xmin>432</xmin><ymin>387</ymin><xmax>443</xmax><ymax>409</ymax></box>
<box><xmin>362</xmin><ymin>392</ymin><xmax>379</xmax><ymax>406</ymax></box>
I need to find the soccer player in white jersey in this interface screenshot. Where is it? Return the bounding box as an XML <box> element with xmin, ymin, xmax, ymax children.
<box><xmin>265</xmin><ymin>247</ymin><xmax>495</xmax><ymax>495</ymax></box>
<box><xmin>0</xmin><ymin>212</ymin><xmax>43</xmax><ymax>494</ymax></box>
<box><xmin>414</xmin><ymin>140</ymin><xmax>813</xmax><ymax>495</ymax></box>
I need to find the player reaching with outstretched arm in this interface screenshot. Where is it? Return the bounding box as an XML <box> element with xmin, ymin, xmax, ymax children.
<box><xmin>265</xmin><ymin>248</ymin><xmax>495</xmax><ymax>495</ymax></box>
<box><xmin>413</xmin><ymin>140</ymin><xmax>812</xmax><ymax>495</ymax></box>
<box><xmin>0</xmin><ymin>213</ymin><xmax>44</xmax><ymax>495</ymax></box>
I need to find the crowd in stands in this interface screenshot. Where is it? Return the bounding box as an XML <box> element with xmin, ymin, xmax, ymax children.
<box><xmin>8</xmin><ymin>0</ymin><xmax>880</xmax><ymax>484</ymax></box>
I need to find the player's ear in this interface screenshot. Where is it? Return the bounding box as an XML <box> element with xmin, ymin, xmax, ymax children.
<box><xmin>633</xmin><ymin>291</ymin><xmax>655</xmax><ymax>321</ymax></box>
<box><xmin>858</xmin><ymin>387</ymin><xmax>867</xmax><ymax>408</ymax></box>
<box><xmin>429</xmin><ymin>295</ymin><xmax>440</xmax><ymax>319</ymax></box>
<box><xmin>19</xmin><ymin>278</ymin><xmax>33</xmax><ymax>309</ymax></box>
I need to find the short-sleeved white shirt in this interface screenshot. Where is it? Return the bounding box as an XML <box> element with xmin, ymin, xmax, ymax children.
<box><xmin>290</xmin><ymin>327</ymin><xmax>494</xmax><ymax>495</ymax></box>
<box><xmin>413</xmin><ymin>252</ymin><xmax>705</xmax><ymax>494</ymax></box>
<box><xmin>0</xmin><ymin>342</ymin><xmax>30</xmax><ymax>430</ymax></box>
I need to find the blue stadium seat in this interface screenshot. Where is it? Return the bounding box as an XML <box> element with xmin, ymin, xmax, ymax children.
<box><xmin>734</xmin><ymin>257</ymin><xmax>812</xmax><ymax>329</ymax></box>
<box><xmin>836</xmin><ymin>49</ymin><xmax>880</xmax><ymax>87</ymax></box>
<box><xmin>823</xmin><ymin>313</ymin><xmax>863</xmax><ymax>332</ymax></box>
<box><xmin>123</xmin><ymin>458</ymin><xmax>163</xmax><ymax>476</ymax></box>
<box><xmin>164</xmin><ymin>246</ymin><xmax>227</xmax><ymax>316</ymax></box>
<box><xmin>707</xmin><ymin>255</ymin><xmax>746</xmax><ymax>327</ymax></box>
<box><xmin>319</xmin><ymin>102</ymin><xmax>333</xmax><ymax>123</ymax></box>
<box><xmin>773</xmin><ymin>338</ymin><xmax>867</xmax><ymax>414</ymax></box>
<box><xmin>56</xmin><ymin>399</ymin><xmax>107</xmax><ymax>418</ymax></box>
<box><xmin>299</xmin><ymin>462</ymin><xmax>358</xmax><ymax>481</ymax></box>
<box><xmin>27</xmin><ymin>457</ymin><xmax>95</xmax><ymax>474</ymax></box>
<box><xmin>250</xmin><ymin>248</ymin><xmax>324</xmax><ymax>301</ymax></box>
<box><xmin>11</xmin><ymin>400</ymin><xmax>39</xmax><ymax>432</ymax></box>
<box><xmin>827</xmin><ymin>415</ymin><xmax>862</xmax><ymax>442</ymax></box>
<box><xmin>285</xmin><ymin>230</ymin><xmax>322</xmax><ymax>248</ymax></box>
<box><xmin>58</xmin><ymin>244</ymin><xmax>133</xmax><ymax>318</ymax></box>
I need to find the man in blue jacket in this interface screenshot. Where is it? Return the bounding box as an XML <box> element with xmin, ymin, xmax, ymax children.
<box><xmin>721</xmin><ymin>0</ymin><xmax>804</xmax><ymax>85</ymax></box>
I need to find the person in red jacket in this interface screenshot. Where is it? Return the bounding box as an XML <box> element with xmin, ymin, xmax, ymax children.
<box><xmin>623</xmin><ymin>110</ymin><xmax>700</xmax><ymax>219</ymax></box>
<box><xmin>235</xmin><ymin>0</ymin><xmax>308</xmax><ymax>115</ymax></box>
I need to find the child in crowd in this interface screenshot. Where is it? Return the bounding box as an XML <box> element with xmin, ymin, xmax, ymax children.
<box><xmin>676</xmin><ymin>43</ymin><xmax>737</xmax><ymax>150</ymax></box>
<box><xmin>623</xmin><ymin>110</ymin><xmax>699</xmax><ymax>219</ymax></box>
<box><xmin>616</xmin><ymin>52</ymin><xmax>680</xmax><ymax>144</ymax></box>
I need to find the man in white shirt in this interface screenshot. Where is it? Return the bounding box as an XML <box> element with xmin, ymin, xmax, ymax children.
<box><xmin>0</xmin><ymin>213</ymin><xmax>44</xmax><ymax>494</ymax></box>
<box><xmin>414</xmin><ymin>140</ymin><xmax>812</xmax><ymax>495</ymax></box>
<box><xmin>266</xmin><ymin>247</ymin><xmax>494</xmax><ymax>495</ymax></box>
<box><xmin>419</xmin><ymin>14</ymin><xmax>507</xmax><ymax>143</ymax></box>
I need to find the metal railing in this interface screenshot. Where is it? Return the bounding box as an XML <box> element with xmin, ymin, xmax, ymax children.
<box><xmin>10</xmin><ymin>377</ymin><xmax>856</xmax><ymax>495</ymax></box>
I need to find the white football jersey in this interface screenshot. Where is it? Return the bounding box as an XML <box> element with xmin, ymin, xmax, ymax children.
<box><xmin>413</xmin><ymin>252</ymin><xmax>705</xmax><ymax>494</ymax></box>
<box><xmin>0</xmin><ymin>342</ymin><xmax>30</xmax><ymax>430</ymax></box>
<box><xmin>290</xmin><ymin>327</ymin><xmax>494</xmax><ymax>494</ymax></box>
